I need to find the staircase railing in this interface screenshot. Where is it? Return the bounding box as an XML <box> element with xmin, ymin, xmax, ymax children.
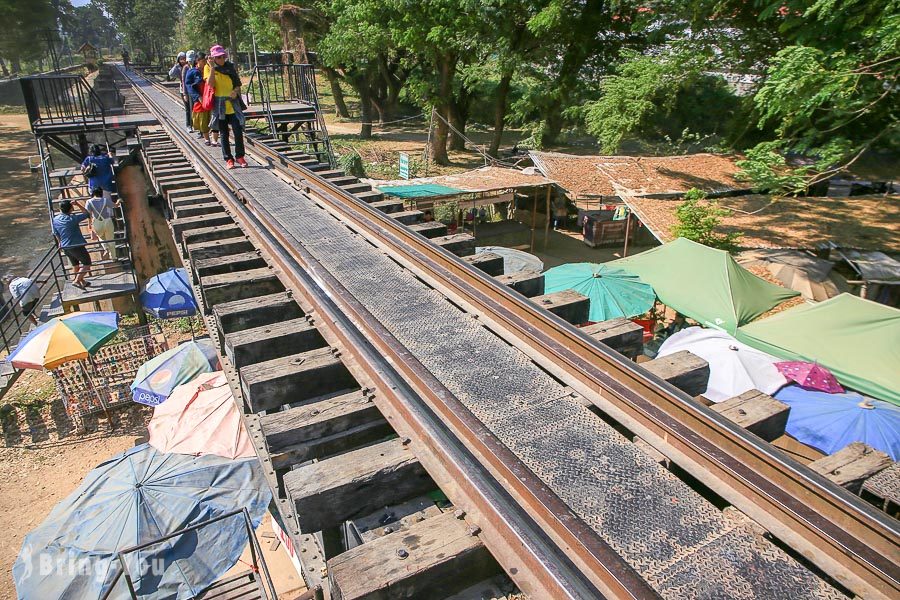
<box><xmin>20</xmin><ymin>73</ymin><xmax>107</xmax><ymax>130</ymax></box>
<box><xmin>0</xmin><ymin>245</ymin><xmax>68</xmax><ymax>359</ymax></box>
<box><xmin>245</xmin><ymin>64</ymin><xmax>334</xmax><ymax>166</ymax></box>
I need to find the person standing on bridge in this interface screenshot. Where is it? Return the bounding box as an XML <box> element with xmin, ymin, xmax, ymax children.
<box><xmin>206</xmin><ymin>44</ymin><xmax>247</xmax><ymax>169</ymax></box>
<box><xmin>52</xmin><ymin>200</ymin><xmax>92</xmax><ymax>290</ymax></box>
<box><xmin>169</xmin><ymin>52</ymin><xmax>192</xmax><ymax>132</ymax></box>
<box><xmin>185</xmin><ymin>52</ymin><xmax>213</xmax><ymax>145</ymax></box>
<box><xmin>81</xmin><ymin>144</ymin><xmax>116</xmax><ymax>202</ymax></box>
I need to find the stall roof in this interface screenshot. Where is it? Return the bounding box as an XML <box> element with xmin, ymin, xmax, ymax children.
<box><xmin>623</xmin><ymin>194</ymin><xmax>900</xmax><ymax>252</ymax></box>
<box><xmin>737</xmin><ymin>294</ymin><xmax>900</xmax><ymax>406</ymax></box>
<box><xmin>838</xmin><ymin>250</ymin><xmax>900</xmax><ymax>283</ymax></box>
<box><xmin>529</xmin><ymin>151</ymin><xmax>743</xmax><ymax>199</ymax></box>
<box><xmin>611</xmin><ymin>237</ymin><xmax>799</xmax><ymax>334</ymax></box>
<box><xmin>379</xmin><ymin>184</ymin><xmax>464</xmax><ymax>198</ymax></box>
<box><xmin>371</xmin><ymin>166</ymin><xmax>553</xmax><ymax>198</ymax></box>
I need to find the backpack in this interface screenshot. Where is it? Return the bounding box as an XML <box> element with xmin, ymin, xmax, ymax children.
<box><xmin>82</xmin><ymin>159</ymin><xmax>97</xmax><ymax>178</ymax></box>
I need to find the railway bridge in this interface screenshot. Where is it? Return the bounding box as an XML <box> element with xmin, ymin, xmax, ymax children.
<box><xmin>14</xmin><ymin>61</ymin><xmax>900</xmax><ymax>600</ymax></box>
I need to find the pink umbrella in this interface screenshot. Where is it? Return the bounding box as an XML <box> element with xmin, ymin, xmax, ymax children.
<box><xmin>148</xmin><ymin>371</ymin><xmax>255</xmax><ymax>460</ymax></box>
<box><xmin>775</xmin><ymin>361</ymin><xmax>845</xmax><ymax>394</ymax></box>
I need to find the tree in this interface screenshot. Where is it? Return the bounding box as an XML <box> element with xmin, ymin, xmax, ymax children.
<box><xmin>0</xmin><ymin>0</ymin><xmax>62</xmax><ymax>74</ymax></box>
<box><xmin>65</xmin><ymin>0</ymin><xmax>120</xmax><ymax>51</ymax></box>
<box><xmin>671</xmin><ymin>189</ymin><xmax>741</xmax><ymax>250</ymax></box>
<box><xmin>101</xmin><ymin>0</ymin><xmax>181</xmax><ymax>62</ymax></box>
<box><xmin>181</xmin><ymin>0</ymin><xmax>245</xmax><ymax>54</ymax></box>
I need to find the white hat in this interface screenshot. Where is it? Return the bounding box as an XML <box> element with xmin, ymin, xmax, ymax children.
<box><xmin>186</xmin><ymin>50</ymin><xmax>196</xmax><ymax>62</ymax></box>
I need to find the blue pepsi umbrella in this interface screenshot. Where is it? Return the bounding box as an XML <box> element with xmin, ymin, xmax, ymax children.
<box><xmin>131</xmin><ymin>339</ymin><xmax>219</xmax><ymax>406</ymax></box>
<box><xmin>140</xmin><ymin>268</ymin><xmax>197</xmax><ymax>319</ymax></box>
<box><xmin>13</xmin><ymin>443</ymin><xmax>271</xmax><ymax>600</ymax></box>
<box><xmin>775</xmin><ymin>385</ymin><xmax>900</xmax><ymax>460</ymax></box>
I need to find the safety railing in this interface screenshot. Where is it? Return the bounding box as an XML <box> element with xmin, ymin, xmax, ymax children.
<box><xmin>245</xmin><ymin>64</ymin><xmax>334</xmax><ymax>166</ymax></box>
<box><xmin>0</xmin><ymin>245</ymin><xmax>67</xmax><ymax>358</ymax></box>
<box><xmin>19</xmin><ymin>73</ymin><xmax>106</xmax><ymax>129</ymax></box>
<box><xmin>100</xmin><ymin>509</ymin><xmax>277</xmax><ymax>600</ymax></box>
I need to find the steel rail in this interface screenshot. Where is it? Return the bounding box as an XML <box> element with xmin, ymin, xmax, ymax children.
<box><xmin>139</xmin><ymin>72</ymin><xmax>898</xmax><ymax>599</ymax></box>
<box><xmin>126</xmin><ymin>70</ymin><xmax>657</xmax><ymax>599</ymax></box>
<box><xmin>237</xmin><ymin>133</ymin><xmax>900</xmax><ymax>598</ymax></box>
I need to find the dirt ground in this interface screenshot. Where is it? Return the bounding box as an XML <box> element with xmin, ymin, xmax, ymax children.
<box><xmin>0</xmin><ymin>112</ymin><xmax>51</xmax><ymax>277</ymax></box>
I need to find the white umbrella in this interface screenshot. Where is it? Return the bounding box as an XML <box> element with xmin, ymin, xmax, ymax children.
<box><xmin>657</xmin><ymin>327</ymin><xmax>788</xmax><ymax>402</ymax></box>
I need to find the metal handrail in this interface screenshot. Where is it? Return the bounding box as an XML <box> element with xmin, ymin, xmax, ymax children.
<box><xmin>100</xmin><ymin>508</ymin><xmax>277</xmax><ymax>600</ymax></box>
<box><xmin>20</xmin><ymin>74</ymin><xmax>106</xmax><ymax>128</ymax></box>
<box><xmin>0</xmin><ymin>245</ymin><xmax>67</xmax><ymax>357</ymax></box>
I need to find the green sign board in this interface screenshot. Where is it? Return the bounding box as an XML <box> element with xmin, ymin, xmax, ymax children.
<box><xmin>612</xmin><ymin>205</ymin><xmax>629</xmax><ymax>221</ymax></box>
<box><xmin>399</xmin><ymin>152</ymin><xmax>410</xmax><ymax>179</ymax></box>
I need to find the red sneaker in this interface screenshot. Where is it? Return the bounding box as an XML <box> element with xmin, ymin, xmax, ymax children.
<box><xmin>226</xmin><ymin>159</ymin><xmax>235</xmax><ymax>169</ymax></box>
<box><xmin>236</xmin><ymin>157</ymin><xmax>248</xmax><ymax>168</ymax></box>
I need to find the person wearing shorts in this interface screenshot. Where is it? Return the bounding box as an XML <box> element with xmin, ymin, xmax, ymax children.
<box><xmin>51</xmin><ymin>200</ymin><xmax>92</xmax><ymax>289</ymax></box>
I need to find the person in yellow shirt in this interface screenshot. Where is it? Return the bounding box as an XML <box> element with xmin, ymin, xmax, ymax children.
<box><xmin>206</xmin><ymin>45</ymin><xmax>246</xmax><ymax>168</ymax></box>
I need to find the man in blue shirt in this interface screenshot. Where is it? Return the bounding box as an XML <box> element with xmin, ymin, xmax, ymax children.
<box><xmin>81</xmin><ymin>144</ymin><xmax>116</xmax><ymax>201</ymax></box>
<box><xmin>52</xmin><ymin>200</ymin><xmax>92</xmax><ymax>289</ymax></box>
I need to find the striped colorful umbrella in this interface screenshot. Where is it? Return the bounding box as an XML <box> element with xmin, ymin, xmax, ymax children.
<box><xmin>6</xmin><ymin>312</ymin><xmax>119</xmax><ymax>370</ymax></box>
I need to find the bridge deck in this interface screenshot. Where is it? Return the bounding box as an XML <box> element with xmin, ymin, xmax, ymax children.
<box><xmin>134</xmin><ymin>76</ymin><xmax>841</xmax><ymax>599</ymax></box>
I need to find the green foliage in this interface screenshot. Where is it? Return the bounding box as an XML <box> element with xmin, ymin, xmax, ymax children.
<box><xmin>66</xmin><ymin>0</ymin><xmax>121</xmax><ymax>50</ymax></box>
<box><xmin>671</xmin><ymin>189</ymin><xmax>742</xmax><ymax>250</ymax></box>
<box><xmin>338</xmin><ymin>150</ymin><xmax>366</xmax><ymax>178</ymax></box>
<box><xmin>0</xmin><ymin>0</ymin><xmax>58</xmax><ymax>71</ymax></box>
<box><xmin>101</xmin><ymin>0</ymin><xmax>182</xmax><ymax>59</ymax></box>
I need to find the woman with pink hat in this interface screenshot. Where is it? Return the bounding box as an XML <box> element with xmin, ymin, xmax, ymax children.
<box><xmin>205</xmin><ymin>44</ymin><xmax>247</xmax><ymax>169</ymax></box>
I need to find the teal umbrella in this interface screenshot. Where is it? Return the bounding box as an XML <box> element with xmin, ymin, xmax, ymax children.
<box><xmin>544</xmin><ymin>263</ymin><xmax>656</xmax><ymax>322</ymax></box>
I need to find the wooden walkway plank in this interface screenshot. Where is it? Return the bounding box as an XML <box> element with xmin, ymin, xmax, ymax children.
<box><xmin>328</xmin><ymin>511</ymin><xmax>498</xmax><ymax>600</ymax></box>
<box><xmin>284</xmin><ymin>438</ymin><xmax>434</xmax><ymax>533</ymax></box>
<box><xmin>643</xmin><ymin>350</ymin><xmax>710</xmax><ymax>396</ymax></box>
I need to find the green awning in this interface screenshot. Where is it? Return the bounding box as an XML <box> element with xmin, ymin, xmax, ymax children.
<box><xmin>377</xmin><ymin>184</ymin><xmax>465</xmax><ymax>198</ymax></box>
<box><xmin>611</xmin><ymin>238</ymin><xmax>799</xmax><ymax>334</ymax></box>
<box><xmin>736</xmin><ymin>294</ymin><xmax>900</xmax><ymax>405</ymax></box>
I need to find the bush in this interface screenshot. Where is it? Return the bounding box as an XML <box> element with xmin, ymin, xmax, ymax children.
<box><xmin>338</xmin><ymin>151</ymin><xmax>366</xmax><ymax>178</ymax></box>
<box><xmin>671</xmin><ymin>188</ymin><xmax>742</xmax><ymax>251</ymax></box>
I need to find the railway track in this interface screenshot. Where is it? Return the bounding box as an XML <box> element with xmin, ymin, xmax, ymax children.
<box><xmin>120</xmin><ymin>66</ymin><xmax>899</xmax><ymax>599</ymax></box>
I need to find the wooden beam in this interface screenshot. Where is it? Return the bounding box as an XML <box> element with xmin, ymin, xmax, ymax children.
<box><xmin>171</xmin><ymin>213</ymin><xmax>234</xmax><ymax>242</ymax></box>
<box><xmin>643</xmin><ymin>350</ymin><xmax>710</xmax><ymax>396</ymax></box>
<box><xmin>532</xmin><ymin>290</ymin><xmax>589</xmax><ymax>324</ymax></box>
<box><xmin>408</xmin><ymin>221</ymin><xmax>448</xmax><ymax>239</ymax></box>
<box><xmin>808</xmin><ymin>442</ymin><xmax>893</xmax><ymax>494</ymax></box>
<box><xmin>462</xmin><ymin>252</ymin><xmax>504</xmax><ymax>276</ymax></box>
<box><xmin>193</xmin><ymin>251</ymin><xmax>266</xmax><ymax>279</ymax></box>
<box><xmin>213</xmin><ymin>292</ymin><xmax>303</xmax><ymax>338</ymax></box>
<box><xmin>860</xmin><ymin>462</ymin><xmax>899</xmax><ymax>517</ymax></box>
<box><xmin>391</xmin><ymin>210</ymin><xmax>424</xmax><ymax>225</ymax></box>
<box><xmin>225</xmin><ymin>317</ymin><xmax>325</xmax><ymax>370</ymax></box>
<box><xmin>710</xmin><ymin>390</ymin><xmax>790</xmax><ymax>442</ymax></box>
<box><xmin>174</xmin><ymin>201</ymin><xmax>226</xmax><ymax>219</ymax></box>
<box><xmin>494</xmin><ymin>270</ymin><xmax>544</xmax><ymax>297</ymax></box>
<box><xmin>328</xmin><ymin>511</ymin><xmax>498</xmax><ymax>600</ymax></box>
<box><xmin>187</xmin><ymin>236</ymin><xmax>254</xmax><ymax>262</ymax></box>
<box><xmin>433</xmin><ymin>233</ymin><xmax>475</xmax><ymax>257</ymax></box>
<box><xmin>240</xmin><ymin>347</ymin><xmax>356</xmax><ymax>413</ymax></box>
<box><xmin>284</xmin><ymin>438</ymin><xmax>434</xmax><ymax>533</ymax></box>
<box><xmin>582</xmin><ymin>318</ymin><xmax>643</xmax><ymax>360</ymax></box>
<box><xmin>181</xmin><ymin>225</ymin><xmax>244</xmax><ymax>250</ymax></box>
<box><xmin>260</xmin><ymin>391</ymin><xmax>391</xmax><ymax>469</ymax></box>
<box><xmin>200</xmin><ymin>267</ymin><xmax>284</xmax><ymax>308</ymax></box>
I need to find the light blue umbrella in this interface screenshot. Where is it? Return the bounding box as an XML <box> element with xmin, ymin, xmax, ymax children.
<box><xmin>13</xmin><ymin>443</ymin><xmax>271</xmax><ymax>600</ymax></box>
<box><xmin>131</xmin><ymin>339</ymin><xmax>219</xmax><ymax>406</ymax></box>
<box><xmin>774</xmin><ymin>385</ymin><xmax>900</xmax><ymax>460</ymax></box>
<box><xmin>544</xmin><ymin>263</ymin><xmax>656</xmax><ymax>322</ymax></box>
<box><xmin>140</xmin><ymin>268</ymin><xmax>197</xmax><ymax>319</ymax></box>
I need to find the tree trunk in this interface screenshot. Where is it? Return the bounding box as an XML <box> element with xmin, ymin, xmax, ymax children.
<box><xmin>448</xmin><ymin>105</ymin><xmax>466</xmax><ymax>151</ymax></box>
<box><xmin>489</xmin><ymin>70</ymin><xmax>513</xmax><ymax>157</ymax></box>
<box><xmin>323</xmin><ymin>67</ymin><xmax>350</xmax><ymax>117</ymax></box>
<box><xmin>430</xmin><ymin>55</ymin><xmax>455</xmax><ymax>166</ymax></box>
<box><xmin>0</xmin><ymin>57</ymin><xmax>8</xmax><ymax>78</ymax></box>
<box><xmin>356</xmin><ymin>81</ymin><xmax>373</xmax><ymax>139</ymax></box>
<box><xmin>227</xmin><ymin>7</ymin><xmax>238</xmax><ymax>58</ymax></box>
<box><xmin>11</xmin><ymin>58</ymin><xmax>21</xmax><ymax>75</ymax></box>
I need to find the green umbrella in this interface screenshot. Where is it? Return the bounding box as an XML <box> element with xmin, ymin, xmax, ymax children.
<box><xmin>544</xmin><ymin>263</ymin><xmax>656</xmax><ymax>322</ymax></box>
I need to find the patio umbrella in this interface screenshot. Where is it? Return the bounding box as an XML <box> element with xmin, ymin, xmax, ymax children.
<box><xmin>13</xmin><ymin>443</ymin><xmax>271</xmax><ymax>600</ymax></box>
<box><xmin>476</xmin><ymin>246</ymin><xmax>544</xmax><ymax>274</ymax></box>
<box><xmin>131</xmin><ymin>338</ymin><xmax>219</xmax><ymax>406</ymax></box>
<box><xmin>140</xmin><ymin>268</ymin><xmax>198</xmax><ymax>319</ymax></box>
<box><xmin>658</xmin><ymin>326</ymin><xmax>787</xmax><ymax>402</ymax></box>
<box><xmin>149</xmin><ymin>371</ymin><xmax>254</xmax><ymax>459</ymax></box>
<box><xmin>774</xmin><ymin>386</ymin><xmax>900</xmax><ymax>460</ymax></box>
<box><xmin>543</xmin><ymin>263</ymin><xmax>655</xmax><ymax>322</ymax></box>
<box><xmin>775</xmin><ymin>361</ymin><xmax>844</xmax><ymax>394</ymax></box>
<box><xmin>6</xmin><ymin>311</ymin><xmax>119</xmax><ymax>370</ymax></box>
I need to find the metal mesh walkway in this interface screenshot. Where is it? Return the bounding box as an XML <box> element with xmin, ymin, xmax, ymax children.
<box><xmin>137</xmin><ymin>79</ymin><xmax>842</xmax><ymax>599</ymax></box>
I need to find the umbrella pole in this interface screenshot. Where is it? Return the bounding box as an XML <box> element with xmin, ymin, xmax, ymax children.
<box><xmin>82</xmin><ymin>359</ymin><xmax>111</xmax><ymax>421</ymax></box>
